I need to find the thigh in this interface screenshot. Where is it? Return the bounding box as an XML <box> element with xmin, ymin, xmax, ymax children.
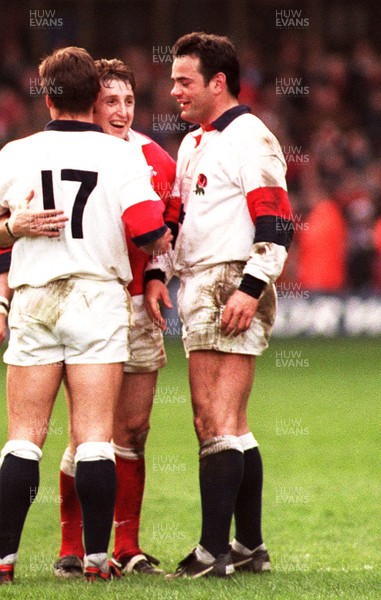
<box><xmin>6</xmin><ymin>364</ymin><xmax>63</xmax><ymax>447</ymax></box>
<box><xmin>66</xmin><ymin>363</ymin><xmax>124</xmax><ymax>447</ymax></box>
<box><xmin>189</xmin><ymin>350</ymin><xmax>255</xmax><ymax>441</ymax></box>
<box><xmin>113</xmin><ymin>370</ymin><xmax>158</xmax><ymax>447</ymax></box>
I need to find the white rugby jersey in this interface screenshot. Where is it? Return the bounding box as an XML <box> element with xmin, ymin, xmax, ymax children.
<box><xmin>172</xmin><ymin>106</ymin><xmax>292</xmax><ymax>283</ymax></box>
<box><xmin>0</xmin><ymin>120</ymin><xmax>165</xmax><ymax>288</ymax></box>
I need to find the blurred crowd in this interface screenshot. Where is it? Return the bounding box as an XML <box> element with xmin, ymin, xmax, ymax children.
<box><xmin>1</xmin><ymin>32</ymin><xmax>381</xmax><ymax>292</ymax></box>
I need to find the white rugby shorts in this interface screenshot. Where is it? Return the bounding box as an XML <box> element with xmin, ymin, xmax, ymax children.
<box><xmin>177</xmin><ymin>262</ymin><xmax>277</xmax><ymax>356</ymax></box>
<box><xmin>124</xmin><ymin>294</ymin><xmax>166</xmax><ymax>373</ymax></box>
<box><xmin>4</xmin><ymin>278</ymin><xmax>131</xmax><ymax>365</ymax></box>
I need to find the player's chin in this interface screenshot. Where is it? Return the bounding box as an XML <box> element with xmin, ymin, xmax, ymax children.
<box><xmin>107</xmin><ymin>124</ymin><xmax>127</xmax><ymax>138</ymax></box>
<box><xmin>180</xmin><ymin>107</ymin><xmax>195</xmax><ymax>123</ymax></box>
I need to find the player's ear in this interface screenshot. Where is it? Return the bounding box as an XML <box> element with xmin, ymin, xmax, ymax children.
<box><xmin>211</xmin><ymin>72</ymin><xmax>227</xmax><ymax>94</ymax></box>
<box><xmin>45</xmin><ymin>95</ymin><xmax>53</xmax><ymax>110</ymax></box>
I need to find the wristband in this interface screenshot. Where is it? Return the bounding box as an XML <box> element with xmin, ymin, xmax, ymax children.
<box><xmin>5</xmin><ymin>220</ymin><xmax>18</xmax><ymax>240</ymax></box>
<box><xmin>144</xmin><ymin>269</ymin><xmax>166</xmax><ymax>287</ymax></box>
<box><xmin>238</xmin><ymin>274</ymin><xmax>266</xmax><ymax>299</ymax></box>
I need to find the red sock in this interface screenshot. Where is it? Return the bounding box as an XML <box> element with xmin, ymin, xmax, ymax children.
<box><xmin>113</xmin><ymin>454</ymin><xmax>145</xmax><ymax>559</ymax></box>
<box><xmin>59</xmin><ymin>470</ymin><xmax>84</xmax><ymax>559</ymax></box>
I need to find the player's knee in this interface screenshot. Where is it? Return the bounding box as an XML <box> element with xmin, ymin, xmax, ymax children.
<box><xmin>113</xmin><ymin>422</ymin><xmax>150</xmax><ymax>449</ymax></box>
<box><xmin>193</xmin><ymin>412</ymin><xmax>238</xmax><ymax>440</ymax></box>
<box><xmin>0</xmin><ymin>439</ymin><xmax>42</xmax><ymax>466</ymax></box>
<box><xmin>74</xmin><ymin>441</ymin><xmax>115</xmax><ymax>464</ymax></box>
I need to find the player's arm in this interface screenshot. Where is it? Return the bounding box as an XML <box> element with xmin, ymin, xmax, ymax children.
<box><xmin>0</xmin><ymin>191</ymin><xmax>68</xmax><ymax>248</ymax></box>
<box><xmin>143</xmin><ymin>194</ymin><xmax>182</xmax><ymax>328</ymax></box>
<box><xmin>222</xmin><ymin>149</ymin><xmax>294</xmax><ymax>336</ymax></box>
<box><xmin>0</xmin><ymin>252</ymin><xmax>12</xmax><ymax>346</ymax></box>
<box><xmin>142</xmin><ymin>193</ymin><xmax>181</xmax><ymax>329</ymax></box>
<box><xmin>122</xmin><ymin>198</ymin><xmax>172</xmax><ymax>256</ymax></box>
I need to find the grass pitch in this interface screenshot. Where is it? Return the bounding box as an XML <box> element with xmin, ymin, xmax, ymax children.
<box><xmin>0</xmin><ymin>337</ymin><xmax>379</xmax><ymax>599</ymax></box>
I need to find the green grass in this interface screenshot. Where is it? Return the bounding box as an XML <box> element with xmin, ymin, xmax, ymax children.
<box><xmin>0</xmin><ymin>337</ymin><xmax>380</xmax><ymax>599</ymax></box>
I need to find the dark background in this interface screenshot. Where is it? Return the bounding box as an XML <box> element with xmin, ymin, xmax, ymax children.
<box><xmin>1</xmin><ymin>0</ymin><xmax>381</xmax><ymax>291</ymax></box>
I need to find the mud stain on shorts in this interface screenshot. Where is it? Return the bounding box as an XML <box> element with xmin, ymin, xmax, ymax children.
<box><xmin>256</xmin><ymin>284</ymin><xmax>277</xmax><ymax>338</ymax></box>
<box><xmin>214</xmin><ymin>263</ymin><xmax>244</xmax><ymax>307</ymax></box>
<box><xmin>20</xmin><ymin>279</ymin><xmax>75</xmax><ymax>330</ymax></box>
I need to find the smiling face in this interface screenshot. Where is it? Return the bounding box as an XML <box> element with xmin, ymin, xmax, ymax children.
<box><xmin>170</xmin><ymin>54</ymin><xmax>219</xmax><ymax>126</ymax></box>
<box><xmin>93</xmin><ymin>78</ymin><xmax>135</xmax><ymax>139</ymax></box>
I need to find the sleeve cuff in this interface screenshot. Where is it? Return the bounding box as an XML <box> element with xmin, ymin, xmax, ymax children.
<box><xmin>238</xmin><ymin>273</ymin><xmax>267</xmax><ymax>299</ymax></box>
<box><xmin>131</xmin><ymin>225</ymin><xmax>168</xmax><ymax>248</ymax></box>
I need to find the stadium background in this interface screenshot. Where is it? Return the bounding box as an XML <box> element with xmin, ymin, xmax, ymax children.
<box><xmin>0</xmin><ymin>2</ymin><xmax>380</xmax><ymax>599</ymax></box>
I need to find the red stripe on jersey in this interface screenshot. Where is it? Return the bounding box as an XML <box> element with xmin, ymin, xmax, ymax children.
<box><xmin>246</xmin><ymin>187</ymin><xmax>292</xmax><ymax>223</ymax></box>
<box><xmin>164</xmin><ymin>195</ymin><xmax>182</xmax><ymax>224</ymax></box>
<box><xmin>126</xmin><ymin>237</ymin><xmax>149</xmax><ymax>296</ymax></box>
<box><xmin>122</xmin><ymin>199</ymin><xmax>165</xmax><ymax>239</ymax></box>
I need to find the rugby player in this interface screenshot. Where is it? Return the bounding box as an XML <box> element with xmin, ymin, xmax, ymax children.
<box><xmin>145</xmin><ymin>32</ymin><xmax>294</xmax><ymax>578</ymax></box>
<box><xmin>0</xmin><ymin>46</ymin><xmax>171</xmax><ymax>584</ymax></box>
<box><xmin>54</xmin><ymin>58</ymin><xmax>176</xmax><ymax>578</ymax></box>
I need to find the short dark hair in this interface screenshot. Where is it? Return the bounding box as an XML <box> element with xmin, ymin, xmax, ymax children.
<box><xmin>39</xmin><ymin>46</ymin><xmax>100</xmax><ymax>113</ymax></box>
<box><xmin>172</xmin><ymin>32</ymin><xmax>240</xmax><ymax>98</ymax></box>
<box><xmin>95</xmin><ymin>58</ymin><xmax>136</xmax><ymax>94</ymax></box>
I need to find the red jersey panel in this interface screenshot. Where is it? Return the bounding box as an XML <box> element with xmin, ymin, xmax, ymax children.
<box><xmin>126</xmin><ymin>130</ymin><xmax>176</xmax><ymax>296</ymax></box>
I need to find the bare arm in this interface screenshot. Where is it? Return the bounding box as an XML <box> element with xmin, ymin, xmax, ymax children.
<box><xmin>0</xmin><ymin>192</ymin><xmax>68</xmax><ymax>248</ymax></box>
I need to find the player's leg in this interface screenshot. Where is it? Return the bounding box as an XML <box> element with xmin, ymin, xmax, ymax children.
<box><xmin>65</xmin><ymin>362</ymin><xmax>124</xmax><ymax>580</ymax></box>
<box><xmin>111</xmin><ymin>292</ymin><xmax>165</xmax><ymax>575</ymax></box>
<box><xmin>112</xmin><ymin>370</ymin><xmax>163</xmax><ymax>574</ymax></box>
<box><xmin>231</xmin><ymin>387</ymin><xmax>270</xmax><ymax>572</ymax></box>
<box><xmin>229</xmin><ymin>286</ymin><xmax>276</xmax><ymax>573</ymax></box>
<box><xmin>0</xmin><ymin>364</ymin><xmax>63</xmax><ymax>583</ymax></box>
<box><xmin>168</xmin><ymin>350</ymin><xmax>253</xmax><ymax>578</ymax></box>
<box><xmin>54</xmin><ymin>376</ymin><xmax>84</xmax><ymax>577</ymax></box>
<box><xmin>54</xmin><ymin>440</ymin><xmax>84</xmax><ymax>577</ymax></box>
<box><xmin>192</xmin><ymin>350</ymin><xmax>254</xmax><ymax>552</ymax></box>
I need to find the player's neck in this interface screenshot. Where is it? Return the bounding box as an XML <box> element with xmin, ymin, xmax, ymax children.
<box><xmin>49</xmin><ymin>108</ymin><xmax>94</xmax><ymax>123</ymax></box>
<box><xmin>200</xmin><ymin>97</ymin><xmax>239</xmax><ymax>129</ymax></box>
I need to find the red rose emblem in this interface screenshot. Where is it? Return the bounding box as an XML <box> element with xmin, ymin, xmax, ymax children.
<box><xmin>194</xmin><ymin>173</ymin><xmax>207</xmax><ymax>195</ymax></box>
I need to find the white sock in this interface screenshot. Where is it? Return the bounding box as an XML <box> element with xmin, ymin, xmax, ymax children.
<box><xmin>195</xmin><ymin>544</ymin><xmax>215</xmax><ymax>564</ymax></box>
<box><xmin>84</xmin><ymin>552</ymin><xmax>108</xmax><ymax>573</ymax></box>
<box><xmin>0</xmin><ymin>553</ymin><xmax>18</xmax><ymax>566</ymax></box>
<box><xmin>231</xmin><ymin>538</ymin><xmax>266</xmax><ymax>555</ymax></box>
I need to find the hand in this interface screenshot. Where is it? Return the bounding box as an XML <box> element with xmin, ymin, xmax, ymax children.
<box><xmin>8</xmin><ymin>191</ymin><xmax>68</xmax><ymax>238</ymax></box>
<box><xmin>144</xmin><ymin>279</ymin><xmax>172</xmax><ymax>330</ymax></box>
<box><xmin>140</xmin><ymin>228</ymin><xmax>173</xmax><ymax>255</ymax></box>
<box><xmin>221</xmin><ymin>290</ymin><xmax>258</xmax><ymax>336</ymax></box>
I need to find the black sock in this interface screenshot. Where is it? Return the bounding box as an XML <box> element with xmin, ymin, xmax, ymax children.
<box><xmin>0</xmin><ymin>455</ymin><xmax>39</xmax><ymax>558</ymax></box>
<box><xmin>234</xmin><ymin>446</ymin><xmax>263</xmax><ymax>549</ymax></box>
<box><xmin>199</xmin><ymin>449</ymin><xmax>244</xmax><ymax>557</ymax></box>
<box><xmin>75</xmin><ymin>459</ymin><xmax>116</xmax><ymax>556</ymax></box>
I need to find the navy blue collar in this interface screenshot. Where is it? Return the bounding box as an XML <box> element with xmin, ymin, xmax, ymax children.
<box><xmin>44</xmin><ymin>120</ymin><xmax>103</xmax><ymax>133</ymax></box>
<box><xmin>190</xmin><ymin>104</ymin><xmax>251</xmax><ymax>133</ymax></box>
